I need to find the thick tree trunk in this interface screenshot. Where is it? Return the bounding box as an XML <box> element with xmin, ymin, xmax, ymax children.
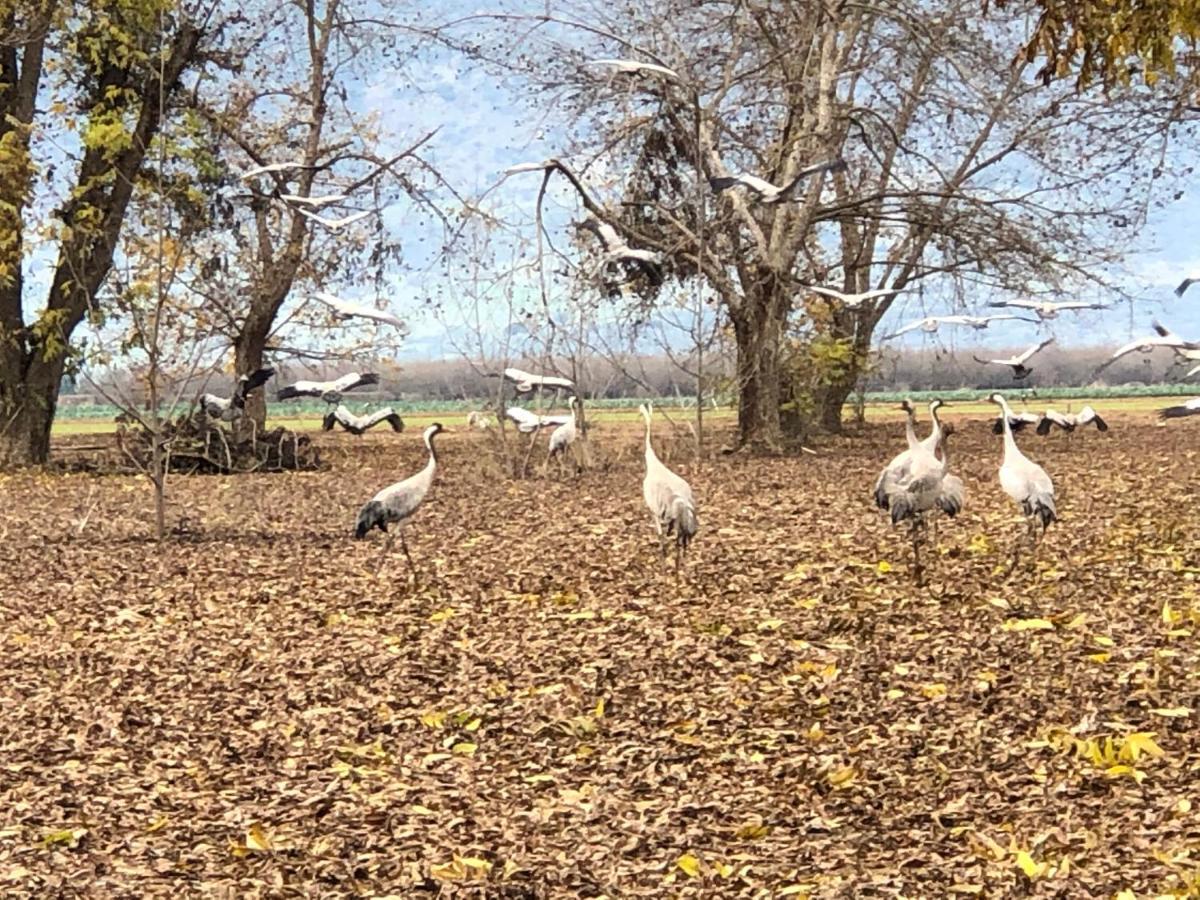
<box><xmin>0</xmin><ymin>356</ymin><xmax>63</xmax><ymax>466</ymax></box>
<box><xmin>812</xmin><ymin>325</ymin><xmax>869</xmax><ymax>433</ymax></box>
<box><xmin>234</xmin><ymin>312</ymin><xmax>273</xmax><ymax>428</ymax></box>
<box><xmin>813</xmin><ymin>373</ymin><xmax>857</xmax><ymax>433</ymax></box>
<box><xmin>730</xmin><ymin>288</ymin><xmax>786</xmax><ymax>450</ymax></box>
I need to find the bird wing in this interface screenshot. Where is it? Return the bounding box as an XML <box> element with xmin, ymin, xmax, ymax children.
<box><xmin>276</xmin><ymin>380</ymin><xmax>323</xmax><ymax>398</ymax></box>
<box><xmin>242</xmin><ymin>367</ymin><xmax>275</xmax><ymax>394</ymax></box>
<box><xmin>884</xmin><ymin>318</ymin><xmax>932</xmax><ymax>338</ymax></box>
<box><xmin>321</xmin><ymin>410</ymin><xmax>337</xmax><ymax>431</ymax></box>
<box><xmin>1176</xmin><ymin>278</ymin><xmax>1198</xmax><ymax>297</ymax></box>
<box><xmin>505</xmin><ymin>160</ymin><xmax>554</xmax><ymax>175</ymax></box>
<box><xmin>332</xmin><ymin>372</ymin><xmax>379</xmax><ymax>393</ymax></box>
<box><xmin>989</xmin><ymin>299</ymin><xmax>1038</xmax><ymax>310</ymax></box>
<box><xmin>280</xmin><ymin>193</ymin><xmax>347</xmax><ymax>208</ymax></box>
<box><xmin>1159</xmin><ymin>397</ymin><xmax>1200</xmax><ymax>419</ymax></box>
<box><xmin>314</xmin><ymin>292</ymin><xmax>405</xmax><ymax>329</ymax></box>
<box><xmin>808</xmin><ymin>286</ymin><xmax>848</xmax><ymax>302</ymax></box>
<box><xmin>361</xmin><ymin>408</ymin><xmax>400</xmax><ymax>430</ymax></box>
<box><xmin>1110</xmin><ymin>334</ymin><xmax>1174</xmax><ymax>359</ymax></box>
<box><xmin>505</xmin><ymin>406</ymin><xmax>541</xmax><ymax>430</ymax></box>
<box><xmin>729</xmin><ymin>172</ymin><xmax>779</xmax><ymax>195</ymax></box>
<box><xmin>199</xmin><ymin>394</ymin><xmax>229</xmax><ymax>416</ymax></box>
<box><xmin>298</xmin><ymin>208</ymin><xmax>370</xmax><ymax>230</ymax></box>
<box><xmin>540</xmin><ymin>414</ymin><xmax>572</xmax><ymax>427</ymax></box>
<box><xmin>586</xmin><ymin>58</ymin><xmax>681</xmax><ymax>81</ymax></box>
<box><xmin>1013</xmin><ymin>337</ymin><xmax>1055</xmax><ymax>365</ymax></box>
<box><xmin>240</xmin><ymin>161</ymin><xmax>306</xmax><ymax>180</ymax></box>
<box><xmin>1055</xmin><ymin>301</ymin><xmax>1104</xmax><ymax>311</ymax></box>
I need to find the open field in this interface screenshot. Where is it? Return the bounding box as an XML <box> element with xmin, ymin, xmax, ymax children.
<box><xmin>3</xmin><ymin>413</ymin><xmax>1200</xmax><ymax>896</ymax></box>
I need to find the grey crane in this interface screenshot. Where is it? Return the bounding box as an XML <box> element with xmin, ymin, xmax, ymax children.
<box><xmin>198</xmin><ymin>367</ymin><xmax>274</xmax><ymax>422</ymax></box>
<box><xmin>989</xmin><ymin>393</ymin><xmax>1057</xmax><ymax>570</ymax></box>
<box><xmin>1106</xmin><ymin>320</ymin><xmax>1200</xmax><ymax>376</ymax></box>
<box><xmin>1036</xmin><ymin>405</ymin><xmax>1108</xmax><ymax>435</ymax></box>
<box><xmin>873</xmin><ymin>400</ymin><xmax>921</xmax><ymax>509</ymax></box>
<box><xmin>973</xmin><ymin>337</ymin><xmax>1055</xmax><ymax>381</ymax></box>
<box><xmin>883</xmin><ymin>424</ymin><xmax>964</xmax><ymax>582</ymax></box>
<box><xmin>987</xmin><ymin>299</ymin><xmax>1109</xmax><ymax>320</ymax></box>
<box><xmin>276</xmin><ymin>371</ymin><xmax>379</xmax><ymax>404</ymax></box>
<box><xmin>708</xmin><ymin>158</ymin><xmax>847</xmax><ymax>204</ymax></box>
<box><xmin>884</xmin><ymin>314</ymin><xmax>1031</xmax><ymax>339</ymax></box>
<box><xmin>312</xmin><ymin>292</ymin><xmax>406</xmax><ymax>330</ymax></box>
<box><xmin>577</xmin><ymin>218</ymin><xmax>663</xmax><ymax>286</ymax></box>
<box><xmin>873</xmin><ymin>399</ymin><xmax>945</xmax><ymax>509</ymax></box>
<box><xmin>808</xmin><ymin>285</ymin><xmax>903</xmax><ymax>308</ymax></box>
<box><xmin>354</xmin><ymin>422</ymin><xmax>445</xmax><ymax>580</ymax></box>
<box><xmin>500</xmin><ymin>367</ymin><xmax>574</xmax><ymax>393</ymax></box>
<box><xmin>322</xmin><ymin>405</ymin><xmax>405</xmax><ymax>435</ymax></box>
<box><xmin>639</xmin><ymin>403</ymin><xmax>698</xmax><ymax>573</ymax></box>
<box><xmin>546</xmin><ymin>396</ymin><xmax>581</xmax><ymax>474</ymax></box>
<box><xmin>505</xmin><ymin>406</ymin><xmax>572</xmax><ymax>434</ymax></box>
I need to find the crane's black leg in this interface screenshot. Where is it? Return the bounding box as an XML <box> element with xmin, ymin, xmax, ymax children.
<box><xmin>399</xmin><ymin>531</ymin><xmax>418</xmax><ymax>586</ymax></box>
<box><xmin>910</xmin><ymin>518</ymin><xmax>925</xmax><ymax>587</ymax></box>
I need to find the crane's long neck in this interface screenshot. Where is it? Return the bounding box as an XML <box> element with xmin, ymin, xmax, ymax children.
<box><xmin>903</xmin><ymin>409</ymin><xmax>918</xmax><ymax>449</ymax></box>
<box><xmin>996</xmin><ymin>400</ymin><xmax>1018</xmax><ymax>461</ymax></box>
<box><xmin>642</xmin><ymin>413</ymin><xmax>659</xmax><ymax>466</ymax></box>
<box><xmin>424</xmin><ymin>432</ymin><xmax>439</xmax><ymax>468</ymax></box>
<box><xmin>928</xmin><ymin>404</ymin><xmax>942</xmax><ymax>442</ymax></box>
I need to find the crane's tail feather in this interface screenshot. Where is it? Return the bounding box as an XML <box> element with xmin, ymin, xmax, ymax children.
<box><xmin>672</xmin><ymin>498</ymin><xmax>698</xmax><ymax>548</ymax></box>
<box><xmin>889</xmin><ymin>493</ymin><xmax>916</xmax><ymax>525</ymax></box>
<box><xmin>321</xmin><ymin>411</ymin><xmax>336</xmax><ymax>431</ymax></box>
<box><xmin>276</xmin><ymin>386</ymin><xmax>302</xmax><ymax>400</ymax></box>
<box><xmin>355</xmin><ymin>500</ymin><xmax>386</xmax><ymax>539</ymax></box>
<box><xmin>1023</xmin><ymin>494</ymin><xmax>1057</xmax><ymax>530</ymax></box>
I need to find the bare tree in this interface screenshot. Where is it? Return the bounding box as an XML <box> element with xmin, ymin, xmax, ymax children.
<box><xmin>433</xmin><ymin>0</ymin><xmax>1180</xmax><ymax>446</ymax></box>
<box><xmin>186</xmin><ymin>0</ymin><xmax>449</xmax><ymax>427</ymax></box>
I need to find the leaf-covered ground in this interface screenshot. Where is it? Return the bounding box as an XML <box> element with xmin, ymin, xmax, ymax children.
<box><xmin>2</xmin><ymin>414</ymin><xmax>1199</xmax><ymax>897</ymax></box>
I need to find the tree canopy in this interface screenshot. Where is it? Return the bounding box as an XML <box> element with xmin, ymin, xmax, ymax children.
<box><xmin>991</xmin><ymin>0</ymin><xmax>1200</xmax><ymax>86</ymax></box>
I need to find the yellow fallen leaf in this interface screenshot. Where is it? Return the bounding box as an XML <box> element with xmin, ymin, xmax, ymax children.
<box><xmin>461</xmin><ymin>857</ymin><xmax>492</xmax><ymax>871</ymax></box>
<box><xmin>1002</xmin><ymin>618</ymin><xmax>1054</xmax><ymax>632</ymax></box>
<box><xmin>1087</xmin><ymin>652</ymin><xmax>1110</xmax><ymax>663</ymax></box>
<box><xmin>827</xmin><ymin>765</ymin><xmax>857</xmax><ymax>788</ymax></box>
<box><xmin>41</xmin><ymin>828</ymin><xmax>86</xmax><ymax>849</ymax></box>
<box><xmin>920</xmin><ymin>682</ymin><xmax>947</xmax><ymax>700</ymax></box>
<box><xmin>145</xmin><ymin>815</ymin><xmax>169</xmax><ymax>834</ymax></box>
<box><xmin>452</xmin><ymin>742</ymin><xmax>477</xmax><ymax>756</ymax></box>
<box><xmin>779</xmin><ymin>886</ymin><xmax>813</xmax><ymax>897</ymax></box>
<box><xmin>245</xmin><ymin>822</ymin><xmax>272</xmax><ymax>852</ymax></box>
<box><xmin>734</xmin><ymin>822</ymin><xmax>770</xmax><ymax>840</ymax></box>
<box><xmin>712</xmin><ymin>860</ymin><xmax>734</xmax><ymax>877</ymax></box>
<box><xmin>758</xmin><ymin>618</ymin><xmax>784</xmax><ymax>630</ymax></box>
<box><xmin>1104</xmin><ymin>764</ymin><xmax>1146</xmax><ymax>784</ymax></box>
<box><xmin>1093</xmin><ymin>635</ymin><xmax>1115</xmax><ymax>647</ymax></box>
<box><xmin>410</xmin><ymin>804</ymin><xmax>436</xmax><ymax>815</ymax></box>
<box><xmin>1120</xmin><ymin>732</ymin><xmax>1164</xmax><ymax>762</ymax></box>
<box><xmin>676</xmin><ymin>853</ymin><xmax>701</xmax><ymax>877</ymax></box>
<box><xmin>1150</xmin><ymin>707</ymin><xmax>1191</xmax><ymax>718</ymax></box>
<box><xmin>1014</xmin><ymin>850</ymin><xmax>1046</xmax><ymax>879</ymax></box>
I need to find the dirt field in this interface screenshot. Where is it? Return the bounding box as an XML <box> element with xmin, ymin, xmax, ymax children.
<box><xmin>2</xmin><ymin>413</ymin><xmax>1199</xmax><ymax>897</ymax></box>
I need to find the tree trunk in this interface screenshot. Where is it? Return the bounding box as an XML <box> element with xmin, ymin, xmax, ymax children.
<box><xmin>730</xmin><ymin>287</ymin><xmax>786</xmax><ymax>450</ymax></box>
<box><xmin>812</xmin><ymin>325</ymin><xmax>869</xmax><ymax>433</ymax></box>
<box><xmin>0</xmin><ymin>356</ymin><xmax>63</xmax><ymax>466</ymax></box>
<box><xmin>234</xmin><ymin>311</ymin><xmax>273</xmax><ymax>428</ymax></box>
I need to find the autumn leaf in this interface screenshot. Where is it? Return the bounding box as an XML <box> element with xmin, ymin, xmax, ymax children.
<box><xmin>1002</xmin><ymin>618</ymin><xmax>1055</xmax><ymax>632</ymax></box>
<box><xmin>675</xmin><ymin>853</ymin><xmax>701</xmax><ymax>877</ymax></box>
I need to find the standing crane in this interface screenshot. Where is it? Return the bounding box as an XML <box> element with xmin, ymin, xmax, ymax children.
<box><xmin>873</xmin><ymin>400</ymin><xmax>921</xmax><ymax>510</ymax></box>
<box><xmin>354</xmin><ymin>423</ymin><xmax>445</xmax><ymax>583</ymax></box>
<box><xmin>989</xmin><ymin>393</ymin><xmax>1057</xmax><ymax>571</ymax></box>
<box><xmin>883</xmin><ymin>426</ymin><xmax>964</xmax><ymax>582</ymax></box>
<box><xmin>639</xmin><ymin>403</ymin><xmax>698</xmax><ymax>573</ymax></box>
<box><xmin>546</xmin><ymin>396</ymin><xmax>581</xmax><ymax>475</ymax></box>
